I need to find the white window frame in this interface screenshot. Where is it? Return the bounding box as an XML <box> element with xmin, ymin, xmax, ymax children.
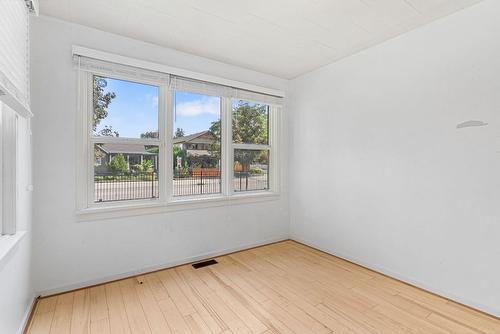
<box><xmin>1</xmin><ymin>103</ymin><xmax>18</xmax><ymax>235</ymax></box>
<box><xmin>77</xmin><ymin>70</ymin><xmax>168</xmax><ymax>210</ymax></box>
<box><xmin>75</xmin><ymin>50</ymin><xmax>283</xmax><ymax>219</ymax></box>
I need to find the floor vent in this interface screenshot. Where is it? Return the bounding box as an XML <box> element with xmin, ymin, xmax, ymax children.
<box><xmin>192</xmin><ymin>259</ymin><xmax>218</xmax><ymax>269</ymax></box>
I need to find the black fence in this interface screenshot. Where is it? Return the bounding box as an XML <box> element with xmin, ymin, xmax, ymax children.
<box><xmin>234</xmin><ymin>171</ymin><xmax>269</xmax><ymax>192</ymax></box>
<box><xmin>173</xmin><ymin>168</ymin><xmax>221</xmax><ymax>196</ymax></box>
<box><xmin>94</xmin><ymin>171</ymin><xmax>158</xmax><ymax>202</ymax></box>
<box><xmin>94</xmin><ymin>169</ymin><xmax>269</xmax><ymax>202</ymax></box>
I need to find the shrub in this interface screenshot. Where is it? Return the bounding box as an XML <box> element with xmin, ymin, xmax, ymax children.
<box><xmin>250</xmin><ymin>167</ymin><xmax>263</xmax><ymax>174</ymax></box>
<box><xmin>108</xmin><ymin>153</ymin><xmax>128</xmax><ymax>172</ymax></box>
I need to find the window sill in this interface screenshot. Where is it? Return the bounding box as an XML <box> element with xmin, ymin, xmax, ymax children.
<box><xmin>0</xmin><ymin>231</ymin><xmax>27</xmax><ymax>265</ymax></box>
<box><xmin>76</xmin><ymin>192</ymin><xmax>280</xmax><ymax>221</ymax></box>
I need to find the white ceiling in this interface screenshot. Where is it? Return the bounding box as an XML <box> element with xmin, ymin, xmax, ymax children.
<box><xmin>39</xmin><ymin>0</ymin><xmax>482</xmax><ymax>79</ymax></box>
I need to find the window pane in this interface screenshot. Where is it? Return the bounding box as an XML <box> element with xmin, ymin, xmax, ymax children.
<box><xmin>232</xmin><ymin>100</ymin><xmax>269</xmax><ymax>145</ymax></box>
<box><xmin>234</xmin><ymin>149</ymin><xmax>269</xmax><ymax>192</ymax></box>
<box><xmin>93</xmin><ymin>76</ymin><xmax>159</xmax><ymax>139</ymax></box>
<box><xmin>94</xmin><ymin>143</ymin><xmax>159</xmax><ymax>202</ymax></box>
<box><xmin>173</xmin><ymin>92</ymin><xmax>221</xmax><ymax>196</ymax></box>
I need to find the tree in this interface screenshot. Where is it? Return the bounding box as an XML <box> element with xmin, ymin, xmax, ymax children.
<box><xmin>174</xmin><ymin>128</ymin><xmax>185</xmax><ymax>138</ymax></box>
<box><xmin>134</xmin><ymin>159</ymin><xmax>154</xmax><ymax>173</ymax></box>
<box><xmin>98</xmin><ymin>125</ymin><xmax>119</xmax><ymax>137</ymax></box>
<box><xmin>108</xmin><ymin>153</ymin><xmax>128</xmax><ymax>173</ymax></box>
<box><xmin>209</xmin><ymin>101</ymin><xmax>268</xmax><ymax>172</ymax></box>
<box><xmin>140</xmin><ymin>131</ymin><xmax>159</xmax><ymax>139</ymax></box>
<box><xmin>208</xmin><ymin>121</ymin><xmax>221</xmax><ymax>162</ymax></box>
<box><xmin>93</xmin><ymin>76</ymin><xmax>117</xmax><ymax>136</ymax></box>
<box><xmin>232</xmin><ymin>102</ymin><xmax>268</xmax><ymax>145</ymax></box>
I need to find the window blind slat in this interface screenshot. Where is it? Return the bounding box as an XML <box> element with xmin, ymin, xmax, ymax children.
<box><xmin>0</xmin><ymin>0</ymin><xmax>29</xmax><ymax>112</ymax></box>
<box><xmin>74</xmin><ymin>56</ymin><xmax>171</xmax><ymax>85</ymax></box>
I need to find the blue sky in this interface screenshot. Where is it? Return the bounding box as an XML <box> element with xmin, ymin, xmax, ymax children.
<box><xmin>94</xmin><ymin>77</ymin><xmax>220</xmax><ymax>138</ymax></box>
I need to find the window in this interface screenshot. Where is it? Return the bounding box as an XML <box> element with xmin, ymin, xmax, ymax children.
<box><xmin>173</xmin><ymin>92</ymin><xmax>221</xmax><ymax>197</ymax></box>
<box><xmin>76</xmin><ymin>53</ymin><xmax>283</xmax><ymax>214</ymax></box>
<box><xmin>90</xmin><ymin>76</ymin><xmax>161</xmax><ymax>203</ymax></box>
<box><xmin>1</xmin><ymin>102</ymin><xmax>18</xmax><ymax>235</ymax></box>
<box><xmin>232</xmin><ymin>100</ymin><xmax>270</xmax><ymax>192</ymax></box>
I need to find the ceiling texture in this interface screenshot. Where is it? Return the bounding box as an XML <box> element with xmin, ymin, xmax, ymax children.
<box><xmin>39</xmin><ymin>0</ymin><xmax>482</xmax><ymax>79</ymax></box>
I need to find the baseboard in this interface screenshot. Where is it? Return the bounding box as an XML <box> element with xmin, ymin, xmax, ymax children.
<box><xmin>37</xmin><ymin>236</ymin><xmax>289</xmax><ymax>297</ymax></box>
<box><xmin>291</xmin><ymin>236</ymin><xmax>500</xmax><ymax>319</ymax></box>
<box><xmin>19</xmin><ymin>294</ymin><xmax>37</xmax><ymax>334</ymax></box>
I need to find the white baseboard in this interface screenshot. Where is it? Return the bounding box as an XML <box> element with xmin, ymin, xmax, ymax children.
<box><xmin>291</xmin><ymin>236</ymin><xmax>500</xmax><ymax>319</ymax></box>
<box><xmin>38</xmin><ymin>236</ymin><xmax>288</xmax><ymax>297</ymax></box>
<box><xmin>17</xmin><ymin>294</ymin><xmax>37</xmax><ymax>334</ymax></box>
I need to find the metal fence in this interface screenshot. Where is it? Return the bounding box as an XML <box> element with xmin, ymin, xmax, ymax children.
<box><xmin>94</xmin><ymin>169</ymin><xmax>269</xmax><ymax>202</ymax></box>
<box><xmin>94</xmin><ymin>171</ymin><xmax>158</xmax><ymax>202</ymax></box>
<box><xmin>173</xmin><ymin>168</ymin><xmax>221</xmax><ymax>196</ymax></box>
<box><xmin>234</xmin><ymin>171</ymin><xmax>269</xmax><ymax>192</ymax></box>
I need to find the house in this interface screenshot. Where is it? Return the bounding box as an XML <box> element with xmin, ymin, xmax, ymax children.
<box><xmin>173</xmin><ymin>130</ymin><xmax>217</xmax><ymax>157</ymax></box>
<box><xmin>94</xmin><ymin>143</ymin><xmax>158</xmax><ymax>173</ymax></box>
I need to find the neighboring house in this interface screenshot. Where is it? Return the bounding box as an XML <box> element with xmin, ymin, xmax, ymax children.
<box><xmin>173</xmin><ymin>131</ymin><xmax>217</xmax><ymax>157</ymax></box>
<box><xmin>95</xmin><ymin>143</ymin><xmax>158</xmax><ymax>173</ymax></box>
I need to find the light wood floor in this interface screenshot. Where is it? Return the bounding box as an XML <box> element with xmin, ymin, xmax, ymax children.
<box><xmin>27</xmin><ymin>241</ymin><xmax>500</xmax><ymax>334</ymax></box>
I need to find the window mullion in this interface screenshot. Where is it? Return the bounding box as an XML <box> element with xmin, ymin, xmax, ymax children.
<box><xmin>269</xmin><ymin>105</ymin><xmax>280</xmax><ymax>193</ymax></box>
<box><xmin>165</xmin><ymin>88</ymin><xmax>174</xmax><ymax>201</ymax></box>
<box><xmin>221</xmin><ymin>97</ymin><xmax>233</xmax><ymax>196</ymax></box>
<box><xmin>158</xmin><ymin>85</ymin><xmax>168</xmax><ymax>202</ymax></box>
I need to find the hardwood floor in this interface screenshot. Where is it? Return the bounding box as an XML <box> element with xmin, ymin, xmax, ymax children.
<box><xmin>26</xmin><ymin>241</ymin><xmax>500</xmax><ymax>334</ymax></box>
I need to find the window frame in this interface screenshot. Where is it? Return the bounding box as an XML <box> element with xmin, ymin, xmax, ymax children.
<box><xmin>1</xmin><ymin>103</ymin><xmax>18</xmax><ymax>235</ymax></box>
<box><xmin>76</xmin><ymin>61</ymin><xmax>282</xmax><ymax>219</ymax></box>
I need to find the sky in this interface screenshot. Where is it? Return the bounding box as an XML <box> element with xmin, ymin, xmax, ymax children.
<box><xmin>94</xmin><ymin>77</ymin><xmax>220</xmax><ymax>138</ymax></box>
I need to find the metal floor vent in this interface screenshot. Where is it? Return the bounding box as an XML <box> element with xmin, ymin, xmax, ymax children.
<box><xmin>192</xmin><ymin>259</ymin><xmax>218</xmax><ymax>269</ymax></box>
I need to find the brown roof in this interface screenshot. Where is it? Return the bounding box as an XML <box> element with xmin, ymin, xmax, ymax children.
<box><xmin>96</xmin><ymin>143</ymin><xmax>157</xmax><ymax>155</ymax></box>
<box><xmin>172</xmin><ymin>131</ymin><xmax>215</xmax><ymax>144</ymax></box>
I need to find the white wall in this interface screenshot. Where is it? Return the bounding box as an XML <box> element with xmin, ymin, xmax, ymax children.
<box><xmin>30</xmin><ymin>16</ymin><xmax>289</xmax><ymax>294</ymax></box>
<box><xmin>289</xmin><ymin>0</ymin><xmax>500</xmax><ymax>317</ymax></box>
<box><xmin>0</xmin><ymin>104</ymin><xmax>33</xmax><ymax>334</ymax></box>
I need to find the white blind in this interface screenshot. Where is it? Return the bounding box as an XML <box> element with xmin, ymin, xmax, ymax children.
<box><xmin>171</xmin><ymin>76</ymin><xmax>283</xmax><ymax>105</ymax></box>
<box><xmin>0</xmin><ymin>0</ymin><xmax>29</xmax><ymax>112</ymax></box>
<box><xmin>74</xmin><ymin>56</ymin><xmax>171</xmax><ymax>85</ymax></box>
<box><xmin>73</xmin><ymin>53</ymin><xmax>283</xmax><ymax>105</ymax></box>
<box><xmin>170</xmin><ymin>76</ymin><xmax>232</xmax><ymax>97</ymax></box>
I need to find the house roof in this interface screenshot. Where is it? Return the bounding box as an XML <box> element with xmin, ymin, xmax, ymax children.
<box><xmin>97</xmin><ymin>143</ymin><xmax>157</xmax><ymax>155</ymax></box>
<box><xmin>173</xmin><ymin>131</ymin><xmax>213</xmax><ymax>144</ymax></box>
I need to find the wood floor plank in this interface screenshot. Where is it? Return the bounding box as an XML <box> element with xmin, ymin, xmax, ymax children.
<box><xmin>70</xmin><ymin>289</ymin><xmax>91</xmax><ymax>334</ymax></box>
<box><xmin>28</xmin><ymin>311</ymin><xmax>54</xmax><ymax>334</ymax></box>
<box><xmin>119</xmin><ymin>278</ymin><xmax>152</xmax><ymax>334</ymax></box>
<box><xmin>50</xmin><ymin>293</ymin><xmax>75</xmax><ymax>334</ymax></box>
<box><xmin>26</xmin><ymin>241</ymin><xmax>500</xmax><ymax>334</ymax></box>
<box><xmin>135</xmin><ymin>278</ymin><xmax>173</xmax><ymax>334</ymax></box>
<box><xmin>104</xmin><ymin>282</ymin><xmax>132</xmax><ymax>334</ymax></box>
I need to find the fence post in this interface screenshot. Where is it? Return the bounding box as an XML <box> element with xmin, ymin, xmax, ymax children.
<box><xmin>200</xmin><ymin>169</ymin><xmax>203</xmax><ymax>194</ymax></box>
<box><xmin>151</xmin><ymin>171</ymin><xmax>154</xmax><ymax>198</ymax></box>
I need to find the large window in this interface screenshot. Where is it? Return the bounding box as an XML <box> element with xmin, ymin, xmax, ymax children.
<box><xmin>76</xmin><ymin>55</ymin><xmax>282</xmax><ymax>213</ymax></box>
<box><xmin>173</xmin><ymin>92</ymin><xmax>221</xmax><ymax>197</ymax></box>
<box><xmin>91</xmin><ymin>76</ymin><xmax>161</xmax><ymax>203</ymax></box>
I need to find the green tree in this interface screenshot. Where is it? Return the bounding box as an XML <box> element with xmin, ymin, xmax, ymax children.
<box><xmin>135</xmin><ymin>159</ymin><xmax>154</xmax><ymax>173</ymax></box>
<box><xmin>209</xmin><ymin>101</ymin><xmax>268</xmax><ymax>172</ymax></box>
<box><xmin>108</xmin><ymin>153</ymin><xmax>128</xmax><ymax>173</ymax></box>
<box><xmin>93</xmin><ymin>76</ymin><xmax>117</xmax><ymax>136</ymax></box>
<box><xmin>98</xmin><ymin>125</ymin><xmax>119</xmax><ymax>137</ymax></box>
<box><xmin>174</xmin><ymin>128</ymin><xmax>185</xmax><ymax>138</ymax></box>
<box><xmin>208</xmin><ymin>121</ymin><xmax>221</xmax><ymax>162</ymax></box>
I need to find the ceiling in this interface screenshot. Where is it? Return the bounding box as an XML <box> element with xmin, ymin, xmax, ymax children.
<box><xmin>39</xmin><ymin>0</ymin><xmax>482</xmax><ymax>79</ymax></box>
